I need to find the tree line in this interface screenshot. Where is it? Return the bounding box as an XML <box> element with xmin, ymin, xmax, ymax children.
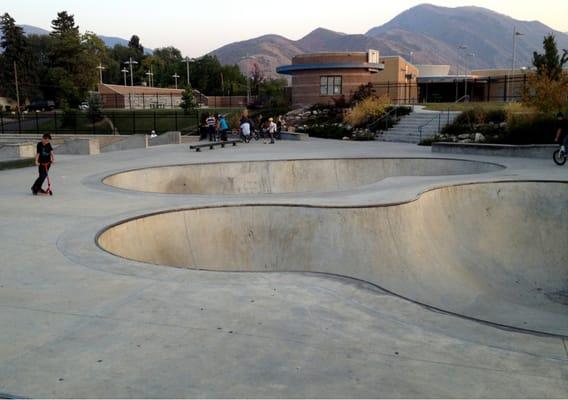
<box><xmin>0</xmin><ymin>11</ymin><xmax>286</xmax><ymax>109</ymax></box>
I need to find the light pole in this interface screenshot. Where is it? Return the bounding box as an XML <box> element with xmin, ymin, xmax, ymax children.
<box><xmin>183</xmin><ymin>57</ymin><xmax>194</xmax><ymax>87</ymax></box>
<box><xmin>145</xmin><ymin>71</ymin><xmax>154</xmax><ymax>87</ymax></box>
<box><xmin>456</xmin><ymin>44</ymin><xmax>467</xmax><ymax>100</ymax></box>
<box><xmin>121</xmin><ymin>68</ymin><xmax>129</xmax><ymax>86</ymax></box>
<box><xmin>96</xmin><ymin>63</ymin><xmax>106</xmax><ymax>84</ymax></box>
<box><xmin>465</xmin><ymin>53</ymin><xmax>475</xmax><ymax>101</ymax></box>
<box><xmin>124</xmin><ymin>57</ymin><xmax>138</xmax><ymax>87</ymax></box>
<box><xmin>509</xmin><ymin>27</ymin><xmax>523</xmax><ymax>101</ymax></box>
<box><xmin>172</xmin><ymin>73</ymin><xmax>180</xmax><ymax>89</ymax></box>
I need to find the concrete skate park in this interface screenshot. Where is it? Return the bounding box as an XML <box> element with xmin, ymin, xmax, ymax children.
<box><xmin>0</xmin><ymin>137</ymin><xmax>567</xmax><ymax>397</ymax></box>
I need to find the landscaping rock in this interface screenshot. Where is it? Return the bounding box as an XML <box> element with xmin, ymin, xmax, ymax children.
<box><xmin>474</xmin><ymin>133</ymin><xmax>486</xmax><ymax>143</ymax></box>
<box><xmin>458</xmin><ymin>133</ymin><xmax>471</xmax><ymax>140</ymax></box>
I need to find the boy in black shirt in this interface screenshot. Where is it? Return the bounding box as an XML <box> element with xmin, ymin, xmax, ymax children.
<box><xmin>31</xmin><ymin>133</ymin><xmax>55</xmax><ymax>195</ymax></box>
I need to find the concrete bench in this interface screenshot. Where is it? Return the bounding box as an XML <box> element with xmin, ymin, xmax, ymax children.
<box><xmin>189</xmin><ymin>139</ymin><xmax>242</xmax><ymax>152</ymax></box>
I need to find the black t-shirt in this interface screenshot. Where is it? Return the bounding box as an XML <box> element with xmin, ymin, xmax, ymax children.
<box><xmin>37</xmin><ymin>142</ymin><xmax>53</xmax><ymax>164</ymax></box>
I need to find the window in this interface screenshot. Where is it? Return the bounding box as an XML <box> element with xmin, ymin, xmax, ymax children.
<box><xmin>320</xmin><ymin>76</ymin><xmax>342</xmax><ymax>96</ymax></box>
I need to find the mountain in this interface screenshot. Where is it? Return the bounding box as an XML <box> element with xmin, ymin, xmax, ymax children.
<box><xmin>210</xmin><ymin>4</ymin><xmax>568</xmax><ymax>77</ymax></box>
<box><xmin>367</xmin><ymin>4</ymin><xmax>568</xmax><ymax>70</ymax></box>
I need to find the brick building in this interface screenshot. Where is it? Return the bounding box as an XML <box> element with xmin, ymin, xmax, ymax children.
<box><xmin>276</xmin><ymin>51</ymin><xmax>419</xmax><ymax>106</ymax></box>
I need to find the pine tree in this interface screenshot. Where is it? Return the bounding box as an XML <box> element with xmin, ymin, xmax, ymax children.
<box><xmin>0</xmin><ymin>13</ymin><xmax>28</xmax><ymax>100</ymax></box>
<box><xmin>532</xmin><ymin>35</ymin><xmax>568</xmax><ymax>81</ymax></box>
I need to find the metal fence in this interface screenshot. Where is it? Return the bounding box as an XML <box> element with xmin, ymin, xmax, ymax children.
<box><xmin>0</xmin><ymin>110</ymin><xmax>200</xmax><ymax>135</ymax></box>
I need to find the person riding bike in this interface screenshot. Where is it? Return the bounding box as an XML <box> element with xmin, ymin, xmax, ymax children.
<box><xmin>554</xmin><ymin>112</ymin><xmax>568</xmax><ymax>153</ymax></box>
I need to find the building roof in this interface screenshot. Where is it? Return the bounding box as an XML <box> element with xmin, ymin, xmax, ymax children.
<box><xmin>98</xmin><ymin>83</ymin><xmax>184</xmax><ymax>95</ymax></box>
<box><xmin>277</xmin><ymin>63</ymin><xmax>384</xmax><ymax>75</ymax></box>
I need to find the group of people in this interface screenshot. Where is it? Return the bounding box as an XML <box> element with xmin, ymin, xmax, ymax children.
<box><xmin>202</xmin><ymin>113</ymin><xmax>230</xmax><ymax>142</ymax></box>
<box><xmin>239</xmin><ymin>114</ymin><xmax>280</xmax><ymax>144</ymax></box>
<box><xmin>200</xmin><ymin>112</ymin><xmax>286</xmax><ymax>144</ymax></box>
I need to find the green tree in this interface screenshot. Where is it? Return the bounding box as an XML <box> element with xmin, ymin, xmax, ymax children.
<box><xmin>47</xmin><ymin>11</ymin><xmax>98</xmax><ymax>107</ymax></box>
<box><xmin>128</xmin><ymin>35</ymin><xmax>144</xmax><ymax>57</ymax></box>
<box><xmin>179</xmin><ymin>86</ymin><xmax>197</xmax><ymax>113</ymax></box>
<box><xmin>525</xmin><ymin>35</ymin><xmax>568</xmax><ymax>114</ymax></box>
<box><xmin>532</xmin><ymin>35</ymin><xmax>568</xmax><ymax>81</ymax></box>
<box><xmin>0</xmin><ymin>13</ymin><xmax>36</xmax><ymax>103</ymax></box>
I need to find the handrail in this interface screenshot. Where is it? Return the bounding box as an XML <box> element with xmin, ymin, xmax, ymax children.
<box><xmin>368</xmin><ymin>106</ymin><xmax>400</xmax><ymax>132</ymax></box>
<box><xmin>417</xmin><ymin>108</ymin><xmax>452</xmax><ymax>141</ymax></box>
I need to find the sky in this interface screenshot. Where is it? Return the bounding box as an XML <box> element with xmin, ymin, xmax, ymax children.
<box><xmin>2</xmin><ymin>0</ymin><xmax>568</xmax><ymax>57</ymax></box>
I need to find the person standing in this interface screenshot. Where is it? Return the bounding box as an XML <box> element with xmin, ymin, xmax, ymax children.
<box><xmin>205</xmin><ymin>113</ymin><xmax>217</xmax><ymax>141</ymax></box>
<box><xmin>31</xmin><ymin>133</ymin><xmax>55</xmax><ymax>195</ymax></box>
<box><xmin>218</xmin><ymin>114</ymin><xmax>229</xmax><ymax>141</ymax></box>
<box><xmin>267</xmin><ymin>117</ymin><xmax>277</xmax><ymax>144</ymax></box>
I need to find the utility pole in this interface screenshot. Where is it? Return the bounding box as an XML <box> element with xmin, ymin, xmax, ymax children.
<box><xmin>13</xmin><ymin>62</ymin><xmax>21</xmax><ymax>113</ymax></box>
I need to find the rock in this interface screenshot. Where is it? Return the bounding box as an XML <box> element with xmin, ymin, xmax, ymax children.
<box><xmin>499</xmin><ymin>122</ymin><xmax>507</xmax><ymax>128</ymax></box>
<box><xmin>342</xmin><ymin>136</ymin><xmax>350</xmax><ymax>141</ymax></box>
<box><xmin>474</xmin><ymin>133</ymin><xmax>486</xmax><ymax>143</ymax></box>
<box><xmin>460</xmin><ymin>139</ymin><xmax>473</xmax><ymax>143</ymax></box>
<box><xmin>458</xmin><ymin>133</ymin><xmax>471</xmax><ymax>140</ymax></box>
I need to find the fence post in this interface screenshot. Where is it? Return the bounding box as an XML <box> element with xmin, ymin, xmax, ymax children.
<box><xmin>17</xmin><ymin>112</ymin><xmax>22</xmax><ymax>134</ymax></box>
<box><xmin>170</xmin><ymin>93</ymin><xmax>173</xmax><ymax>109</ymax></box>
<box><xmin>438</xmin><ymin>113</ymin><xmax>441</xmax><ymax>133</ymax></box>
<box><xmin>112</xmin><ymin>111</ymin><xmax>116</xmax><ymax>135</ymax></box>
<box><xmin>35</xmin><ymin>112</ymin><xmax>40</xmax><ymax>134</ymax></box>
<box><xmin>74</xmin><ymin>112</ymin><xmax>77</xmax><ymax>135</ymax></box>
<box><xmin>153</xmin><ymin>111</ymin><xmax>157</xmax><ymax>133</ymax></box>
<box><xmin>175</xmin><ymin>112</ymin><xmax>178</xmax><ymax>131</ymax></box>
<box><xmin>0</xmin><ymin>112</ymin><xmax>4</xmax><ymax>134</ymax></box>
<box><xmin>54</xmin><ymin>112</ymin><xmax>58</xmax><ymax>135</ymax></box>
<box><xmin>132</xmin><ymin>111</ymin><xmax>136</xmax><ymax>134</ymax></box>
<box><xmin>142</xmin><ymin>93</ymin><xmax>145</xmax><ymax>109</ymax></box>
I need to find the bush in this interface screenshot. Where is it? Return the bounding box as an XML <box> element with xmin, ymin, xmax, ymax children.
<box><xmin>302</xmin><ymin>124</ymin><xmax>351</xmax><ymax>140</ymax></box>
<box><xmin>87</xmin><ymin>93</ymin><xmax>103</xmax><ymax>123</ymax></box>
<box><xmin>345</xmin><ymin>95</ymin><xmax>390</xmax><ymax>127</ymax></box>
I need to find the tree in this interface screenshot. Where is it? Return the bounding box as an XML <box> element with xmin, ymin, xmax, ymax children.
<box><xmin>48</xmin><ymin>11</ymin><xmax>98</xmax><ymax>106</ymax></box>
<box><xmin>525</xmin><ymin>35</ymin><xmax>568</xmax><ymax>114</ymax></box>
<box><xmin>532</xmin><ymin>35</ymin><xmax>568</xmax><ymax>81</ymax></box>
<box><xmin>179</xmin><ymin>86</ymin><xmax>197</xmax><ymax>114</ymax></box>
<box><xmin>128</xmin><ymin>35</ymin><xmax>144</xmax><ymax>57</ymax></box>
<box><xmin>0</xmin><ymin>13</ymin><xmax>33</xmax><ymax>102</ymax></box>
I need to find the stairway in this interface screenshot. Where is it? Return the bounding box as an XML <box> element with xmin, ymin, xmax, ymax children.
<box><xmin>376</xmin><ymin>107</ymin><xmax>461</xmax><ymax>144</ymax></box>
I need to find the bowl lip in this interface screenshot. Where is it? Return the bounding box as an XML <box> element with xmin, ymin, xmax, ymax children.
<box><xmin>100</xmin><ymin>156</ymin><xmax>507</xmax><ymax>194</ymax></box>
<box><xmin>93</xmin><ymin>178</ymin><xmax>568</xmax><ymax>339</ymax></box>
<box><xmin>95</xmin><ymin>179</ymin><xmax>568</xmax><ymax>247</ymax></box>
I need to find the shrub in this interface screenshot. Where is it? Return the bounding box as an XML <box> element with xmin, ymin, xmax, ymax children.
<box><xmin>303</xmin><ymin>124</ymin><xmax>351</xmax><ymax>140</ymax></box>
<box><xmin>345</xmin><ymin>95</ymin><xmax>390</xmax><ymax>127</ymax></box>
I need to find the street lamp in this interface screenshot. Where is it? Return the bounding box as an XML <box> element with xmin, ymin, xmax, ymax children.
<box><xmin>465</xmin><ymin>53</ymin><xmax>475</xmax><ymax>101</ymax></box>
<box><xmin>509</xmin><ymin>27</ymin><xmax>524</xmax><ymax>101</ymax></box>
<box><xmin>124</xmin><ymin>57</ymin><xmax>138</xmax><ymax>87</ymax></box>
<box><xmin>145</xmin><ymin>71</ymin><xmax>154</xmax><ymax>87</ymax></box>
<box><xmin>121</xmin><ymin>68</ymin><xmax>129</xmax><ymax>86</ymax></box>
<box><xmin>172</xmin><ymin>73</ymin><xmax>180</xmax><ymax>89</ymax></box>
<box><xmin>96</xmin><ymin>63</ymin><xmax>106</xmax><ymax>84</ymax></box>
<box><xmin>183</xmin><ymin>57</ymin><xmax>195</xmax><ymax>87</ymax></box>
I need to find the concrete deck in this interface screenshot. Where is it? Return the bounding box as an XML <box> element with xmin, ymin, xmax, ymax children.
<box><xmin>0</xmin><ymin>139</ymin><xmax>567</xmax><ymax>397</ymax></box>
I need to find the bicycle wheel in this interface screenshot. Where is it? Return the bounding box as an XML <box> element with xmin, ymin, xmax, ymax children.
<box><xmin>553</xmin><ymin>149</ymin><xmax>567</xmax><ymax>165</ymax></box>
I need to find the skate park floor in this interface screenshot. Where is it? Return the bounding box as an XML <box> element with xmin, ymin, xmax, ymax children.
<box><xmin>0</xmin><ymin>139</ymin><xmax>567</xmax><ymax>397</ymax></box>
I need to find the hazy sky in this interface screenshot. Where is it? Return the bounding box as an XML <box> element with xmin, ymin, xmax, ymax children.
<box><xmin>2</xmin><ymin>0</ymin><xmax>567</xmax><ymax>57</ymax></box>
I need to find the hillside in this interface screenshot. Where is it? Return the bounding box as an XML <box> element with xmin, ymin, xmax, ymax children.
<box><xmin>210</xmin><ymin>4</ymin><xmax>568</xmax><ymax>77</ymax></box>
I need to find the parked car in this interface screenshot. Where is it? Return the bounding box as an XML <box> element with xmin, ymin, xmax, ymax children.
<box><xmin>78</xmin><ymin>102</ymin><xmax>89</xmax><ymax>111</ymax></box>
<box><xmin>27</xmin><ymin>100</ymin><xmax>56</xmax><ymax>112</ymax></box>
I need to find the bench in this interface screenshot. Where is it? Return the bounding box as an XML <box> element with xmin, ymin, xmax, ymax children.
<box><xmin>189</xmin><ymin>139</ymin><xmax>242</xmax><ymax>152</ymax></box>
